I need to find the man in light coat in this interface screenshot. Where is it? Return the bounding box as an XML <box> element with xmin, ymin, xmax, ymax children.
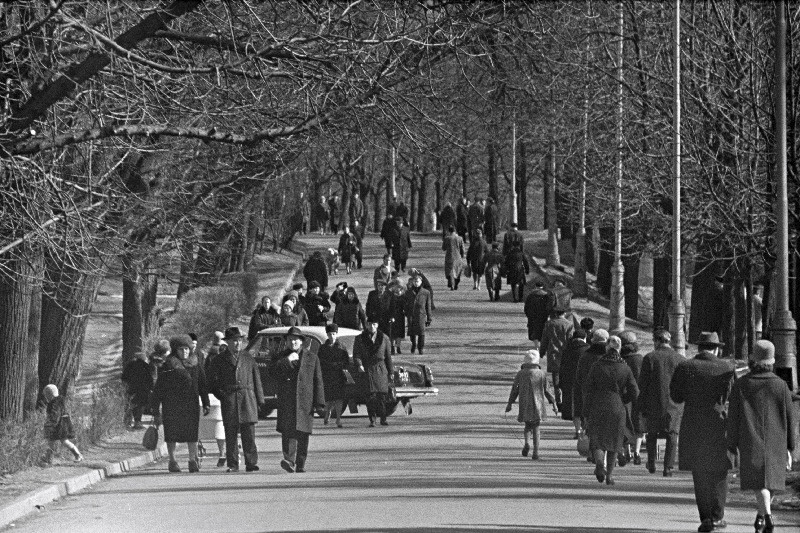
<box><xmin>268</xmin><ymin>326</ymin><xmax>325</xmax><ymax>473</ymax></box>
<box><xmin>638</xmin><ymin>328</ymin><xmax>684</xmax><ymax>477</ymax></box>
<box><xmin>442</xmin><ymin>225</ymin><xmax>465</xmax><ymax>290</ymax></box>
<box><xmin>207</xmin><ymin>327</ymin><xmax>265</xmax><ymax>472</ymax></box>
<box><xmin>670</xmin><ymin>331</ymin><xmax>736</xmax><ymax>532</ymax></box>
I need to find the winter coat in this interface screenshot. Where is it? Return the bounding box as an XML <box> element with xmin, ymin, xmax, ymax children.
<box><xmin>573</xmin><ymin>342</ymin><xmax>606</xmax><ymax>419</ymax></box>
<box><xmin>559</xmin><ymin>337</ymin><xmax>589</xmax><ymax>420</ymax></box>
<box><xmin>483</xmin><ymin>202</ymin><xmax>498</xmax><ymax>243</ymax></box>
<box><xmin>502</xmin><ymin>228</ymin><xmax>525</xmax><ymax>254</ymax></box>
<box><xmin>584</xmin><ymin>355</ymin><xmax>639</xmax><ymax>452</ymax></box>
<box><xmin>670</xmin><ymin>350</ymin><xmax>736</xmax><ymax>472</ymax></box>
<box><xmin>248</xmin><ymin>304</ymin><xmax>281</xmax><ymax>340</ymax></box>
<box><xmin>365</xmin><ymin>288</ymin><xmax>386</xmax><ymax>321</ymax></box>
<box><xmin>392</xmin><ymin>225</ymin><xmax>412</xmax><ymax>264</ymax></box>
<box><xmin>456</xmin><ymin>202</ymin><xmax>469</xmax><ymax>235</ymax></box>
<box><xmin>552</xmin><ymin>285</ymin><xmax>572</xmax><ymax>312</ymax></box>
<box><xmin>439</xmin><ymin>204</ymin><xmax>456</xmax><ymax>231</ymax></box>
<box><xmin>524</xmin><ymin>288</ymin><xmax>555</xmax><ymax>341</ymax></box>
<box><xmin>442</xmin><ymin>232</ymin><xmax>465</xmax><ymax>279</ymax></box>
<box><xmin>508</xmin><ymin>363</ymin><xmax>555</xmax><ymax>424</ymax></box>
<box><xmin>318</xmin><ymin>339</ymin><xmax>350</xmax><ymax>402</ymax></box>
<box><xmin>349</xmin><ymin>197</ymin><xmax>365</xmax><ymax>225</ymax></box>
<box><xmin>333</xmin><ymin>295</ymin><xmax>366</xmax><ymax>331</ymax></box>
<box><xmin>503</xmin><ymin>246</ymin><xmax>529</xmax><ymax>286</ymax></box>
<box><xmin>380</xmin><ymin>290</ymin><xmax>406</xmax><ymax>339</ymax></box>
<box><xmin>314</xmin><ymin>202</ymin><xmax>329</xmax><ymax>224</ymax></box>
<box><xmin>373</xmin><ymin>264</ymin><xmax>396</xmax><ymax>289</ymax></box>
<box><xmin>303</xmin><ymin>292</ymin><xmax>331</xmax><ymax>326</ymax></box>
<box><xmin>44</xmin><ymin>396</ymin><xmax>75</xmax><ymax>441</ymax></box>
<box><xmin>269</xmin><ymin>346</ymin><xmax>325</xmax><ymax>434</ymax></box>
<box><xmin>121</xmin><ymin>358</ymin><xmax>153</xmax><ymax>406</ymax></box>
<box><xmin>540</xmin><ymin>315</ymin><xmax>574</xmax><ymax>374</ymax></box>
<box><xmin>467</xmin><ymin>203</ymin><xmax>484</xmax><ymax>236</ymax></box>
<box><xmin>638</xmin><ymin>344</ymin><xmax>685</xmax><ymax>434</ymax></box>
<box><xmin>380</xmin><ymin>218</ymin><xmax>399</xmax><ymax>248</ymax></box>
<box><xmin>303</xmin><ymin>255</ymin><xmax>329</xmax><ymax>290</ymax></box>
<box><xmin>280</xmin><ymin>309</ymin><xmax>302</xmax><ymax>327</ymax></box>
<box><xmin>481</xmin><ymin>249</ymin><xmax>504</xmax><ymax>291</ymax></box>
<box><xmin>353</xmin><ymin>329</ymin><xmax>394</xmax><ymax>394</ymax></box>
<box><xmin>727</xmin><ymin>370</ymin><xmax>796</xmax><ymax>490</ymax></box>
<box><xmin>151</xmin><ymin>356</ymin><xmax>210</xmax><ymax>442</ymax></box>
<box><xmin>405</xmin><ymin>286</ymin><xmax>432</xmax><ymax>336</ymax></box>
<box><xmin>338</xmin><ymin>232</ymin><xmax>358</xmax><ymax>264</ymax></box>
<box><xmin>466</xmin><ymin>238</ymin><xmax>489</xmax><ymax>276</ymax></box>
<box><xmin>621</xmin><ymin>345</ymin><xmax>645</xmax><ymax>434</ymax></box>
<box><xmin>206</xmin><ymin>347</ymin><xmax>263</xmax><ymax>426</ymax></box>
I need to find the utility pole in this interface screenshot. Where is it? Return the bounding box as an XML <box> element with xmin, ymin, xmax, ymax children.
<box><xmin>609</xmin><ymin>0</ymin><xmax>626</xmax><ymax>332</ymax></box>
<box><xmin>773</xmin><ymin>0</ymin><xmax>798</xmax><ymax>390</ymax></box>
<box><xmin>668</xmin><ymin>0</ymin><xmax>687</xmax><ymax>357</ymax></box>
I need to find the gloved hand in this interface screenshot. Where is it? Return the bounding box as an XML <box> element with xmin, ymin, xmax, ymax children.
<box><xmin>504</xmin><ymin>404</ymin><xmax>512</xmax><ymax>413</ymax></box>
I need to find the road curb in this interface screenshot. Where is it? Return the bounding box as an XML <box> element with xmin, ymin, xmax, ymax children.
<box><xmin>0</xmin><ymin>442</ymin><xmax>168</xmax><ymax>529</ymax></box>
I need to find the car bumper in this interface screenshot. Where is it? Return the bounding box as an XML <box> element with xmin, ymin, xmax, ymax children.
<box><xmin>395</xmin><ymin>387</ymin><xmax>438</xmax><ymax>398</ymax></box>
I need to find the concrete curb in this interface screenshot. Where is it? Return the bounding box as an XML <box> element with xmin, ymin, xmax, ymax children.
<box><xmin>0</xmin><ymin>442</ymin><xmax>168</xmax><ymax>529</ymax></box>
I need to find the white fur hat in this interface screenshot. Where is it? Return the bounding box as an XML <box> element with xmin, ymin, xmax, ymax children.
<box><xmin>524</xmin><ymin>349</ymin><xmax>540</xmax><ymax>365</ymax></box>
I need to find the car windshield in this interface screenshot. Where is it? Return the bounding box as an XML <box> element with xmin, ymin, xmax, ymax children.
<box><xmin>253</xmin><ymin>334</ymin><xmax>321</xmax><ymax>357</ymax></box>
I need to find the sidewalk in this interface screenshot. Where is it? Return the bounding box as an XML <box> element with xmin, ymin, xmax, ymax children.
<box><xmin>0</xmin><ymin>248</ymin><xmax>302</xmax><ymax>530</ymax></box>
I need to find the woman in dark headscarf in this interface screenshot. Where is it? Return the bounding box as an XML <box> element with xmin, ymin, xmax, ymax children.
<box><xmin>333</xmin><ymin>286</ymin><xmax>366</xmax><ymax>330</ymax></box>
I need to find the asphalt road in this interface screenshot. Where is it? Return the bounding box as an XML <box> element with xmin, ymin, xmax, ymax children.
<box><xmin>7</xmin><ymin>233</ymin><xmax>799</xmax><ymax>533</ymax></box>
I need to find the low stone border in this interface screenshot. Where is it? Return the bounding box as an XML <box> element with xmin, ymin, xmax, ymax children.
<box><xmin>0</xmin><ymin>442</ymin><xmax>169</xmax><ymax>529</ymax></box>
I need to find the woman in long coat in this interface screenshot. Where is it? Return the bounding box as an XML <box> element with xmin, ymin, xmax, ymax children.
<box><xmin>392</xmin><ymin>220</ymin><xmax>412</xmax><ymax>272</ymax></box>
<box><xmin>504</xmin><ymin>245</ymin><xmax>530</xmax><ymax>302</ymax></box>
<box><xmin>559</xmin><ymin>330</ymin><xmax>590</xmax><ymax>432</ymax></box>
<box><xmin>353</xmin><ymin>322</ymin><xmax>394</xmax><ymax>426</ymax></box>
<box><xmin>620</xmin><ymin>331</ymin><xmax>644</xmax><ymax>465</ymax></box>
<box><xmin>337</xmin><ymin>228</ymin><xmax>358</xmax><ymax>274</ymax></box>
<box><xmin>332</xmin><ymin>286</ymin><xmax>366</xmax><ymax>330</ymax></box>
<box><xmin>481</xmin><ymin>242</ymin><xmax>504</xmax><ymax>301</ymax></box>
<box><xmin>151</xmin><ymin>335</ymin><xmax>210</xmax><ymax>473</ymax></box>
<box><xmin>505</xmin><ymin>349</ymin><xmax>557</xmax><ymax>459</ymax></box>
<box><xmin>382</xmin><ymin>281</ymin><xmax>406</xmax><ymax>354</ymax></box>
<box><xmin>726</xmin><ymin>340</ymin><xmax>796</xmax><ymax>531</ymax></box>
<box><xmin>442</xmin><ymin>226</ymin><xmax>465</xmax><ymax>290</ymax></box>
<box><xmin>584</xmin><ymin>336</ymin><xmax>639</xmax><ymax>486</ymax></box>
<box><xmin>318</xmin><ymin>324</ymin><xmax>350</xmax><ymax>427</ymax></box>
<box><xmin>466</xmin><ymin>229</ymin><xmax>489</xmax><ymax>290</ymax></box>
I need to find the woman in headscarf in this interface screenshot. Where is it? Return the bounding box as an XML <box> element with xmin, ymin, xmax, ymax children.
<box><xmin>332</xmin><ymin>286</ymin><xmax>366</xmax><ymax>330</ymax></box>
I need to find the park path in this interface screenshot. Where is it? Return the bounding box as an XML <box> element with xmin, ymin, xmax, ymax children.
<box><xmin>4</xmin><ymin>232</ymin><xmax>798</xmax><ymax>533</ymax></box>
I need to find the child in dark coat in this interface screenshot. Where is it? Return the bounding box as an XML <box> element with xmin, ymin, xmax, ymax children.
<box><xmin>43</xmin><ymin>384</ymin><xmax>83</xmax><ymax>463</ymax></box>
<box><xmin>505</xmin><ymin>350</ymin><xmax>557</xmax><ymax>460</ymax></box>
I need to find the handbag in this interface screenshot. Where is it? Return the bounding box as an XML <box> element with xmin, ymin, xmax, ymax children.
<box><xmin>142</xmin><ymin>424</ymin><xmax>159</xmax><ymax>451</ymax></box>
<box><xmin>463</xmin><ymin>262</ymin><xmax>472</xmax><ymax>278</ymax></box>
<box><xmin>577</xmin><ymin>430</ymin><xmax>590</xmax><ymax>457</ymax></box>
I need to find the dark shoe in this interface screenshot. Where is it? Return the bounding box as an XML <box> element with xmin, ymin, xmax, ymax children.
<box><xmin>531</xmin><ymin>451</ymin><xmax>539</xmax><ymax>460</ymax></box>
<box><xmin>390</xmin><ymin>347</ymin><xmax>396</xmax><ymax>355</ymax></box>
<box><xmin>698</xmin><ymin>519</ymin><xmax>714</xmax><ymax>532</ymax></box>
<box><xmin>226</xmin><ymin>466</ymin><xmax>239</xmax><ymax>473</ymax></box>
<box><xmin>396</xmin><ymin>346</ymin><xmax>401</xmax><ymax>354</ymax></box>
<box><xmin>605</xmin><ymin>475</ymin><xmax>615</xmax><ymax>486</ymax></box>
<box><xmin>633</xmin><ymin>453</ymin><xmax>642</xmax><ymax>465</ymax></box>
<box><xmin>754</xmin><ymin>514</ymin><xmax>765</xmax><ymax>533</ymax></box>
<box><xmin>418</xmin><ymin>349</ymin><xmax>423</xmax><ymax>355</ymax></box>
<box><xmin>188</xmin><ymin>460</ymin><xmax>200</xmax><ymax>473</ymax></box>
<box><xmin>663</xmin><ymin>468</ymin><xmax>674</xmax><ymax>477</ymax></box>
<box><xmin>522</xmin><ymin>443</ymin><xmax>530</xmax><ymax>457</ymax></box>
<box><xmin>646</xmin><ymin>459</ymin><xmax>656</xmax><ymax>474</ymax></box>
<box><xmin>410</xmin><ymin>346</ymin><xmax>416</xmax><ymax>354</ymax></box>
<box><xmin>617</xmin><ymin>450</ymin><xmax>630</xmax><ymax>467</ymax></box>
<box><xmin>217</xmin><ymin>457</ymin><xmax>226</xmax><ymax>467</ymax></box>
<box><xmin>369</xmin><ymin>421</ymin><xmax>375</xmax><ymax>427</ymax></box>
<box><xmin>280</xmin><ymin>459</ymin><xmax>295</xmax><ymax>473</ymax></box>
<box><xmin>245</xmin><ymin>465</ymin><xmax>259</xmax><ymax>472</ymax></box>
<box><xmin>295</xmin><ymin>467</ymin><xmax>306</xmax><ymax>473</ymax></box>
<box><xmin>380</xmin><ymin>419</ymin><xmax>388</xmax><ymax>426</ymax></box>
<box><xmin>594</xmin><ymin>464</ymin><xmax>606</xmax><ymax>483</ymax></box>
<box><xmin>763</xmin><ymin>514</ymin><xmax>773</xmax><ymax>533</ymax></box>
<box><xmin>168</xmin><ymin>460</ymin><xmax>181</xmax><ymax>473</ymax></box>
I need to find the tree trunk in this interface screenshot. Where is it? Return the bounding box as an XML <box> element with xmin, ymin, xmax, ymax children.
<box><xmin>434</xmin><ymin>179</ymin><xmax>442</xmax><ymax>230</ymax></box>
<box><xmin>409</xmin><ymin>173</ymin><xmax>418</xmax><ymax>229</ymax></box>
<box><xmin>488</xmin><ymin>140</ymin><xmax>498</xmax><ymax>203</ymax></box>
<box><xmin>622</xmin><ymin>250</ymin><xmax>640</xmax><ymax>320</ymax></box>
<box><xmin>417</xmin><ymin>167</ymin><xmax>427</xmax><ymax>232</ymax></box>
<box><xmin>652</xmin><ymin>256</ymin><xmax>671</xmax><ymax>332</ymax></box>
<box><xmin>688</xmin><ymin>260</ymin><xmax>725</xmax><ymax>344</ymax></box>
<box><xmin>122</xmin><ymin>254</ymin><xmax>145</xmax><ymax>364</ymax></box>
<box><xmin>39</xmin><ymin>256</ymin><xmax>102</xmax><ymax>397</ymax></box>
<box><xmin>24</xmin><ymin>253</ymin><xmax>43</xmax><ymax>414</ymax></box>
<box><xmin>176</xmin><ymin>239</ymin><xmax>195</xmax><ymax>302</ymax></box>
<box><xmin>0</xmin><ymin>257</ymin><xmax>35</xmax><ymax>421</ymax></box>
<box><xmin>596</xmin><ymin>227</ymin><xmax>614</xmax><ymax>297</ymax></box>
<box><xmin>461</xmin><ymin>145</ymin><xmax>468</xmax><ymax>199</ymax></box>
<box><xmin>517</xmin><ymin>140</ymin><xmax>528</xmax><ymax>230</ymax></box>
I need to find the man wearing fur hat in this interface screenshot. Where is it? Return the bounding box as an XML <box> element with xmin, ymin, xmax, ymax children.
<box><xmin>269</xmin><ymin>326</ymin><xmax>325</xmax><ymax>473</ymax></box>
<box><xmin>303</xmin><ymin>281</ymin><xmax>331</xmax><ymax>327</ymax></box>
<box><xmin>206</xmin><ymin>326</ymin><xmax>265</xmax><ymax>473</ymax></box>
<box><xmin>670</xmin><ymin>331</ymin><xmax>736</xmax><ymax>532</ymax></box>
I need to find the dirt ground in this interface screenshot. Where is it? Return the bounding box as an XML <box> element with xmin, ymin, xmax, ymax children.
<box><xmin>0</xmin><ymin>249</ymin><xmax>300</xmax><ymax>505</ymax></box>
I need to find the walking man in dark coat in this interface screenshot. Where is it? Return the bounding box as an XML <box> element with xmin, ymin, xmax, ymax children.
<box><xmin>638</xmin><ymin>328</ymin><xmax>684</xmax><ymax>476</ymax></box>
<box><xmin>392</xmin><ymin>219</ymin><xmax>412</xmax><ymax>272</ymax></box>
<box><xmin>122</xmin><ymin>352</ymin><xmax>154</xmax><ymax>429</ymax></box>
<box><xmin>405</xmin><ymin>273</ymin><xmax>432</xmax><ymax>354</ymax></box>
<box><xmin>467</xmin><ymin>195</ymin><xmax>484</xmax><ymax>238</ymax></box>
<box><xmin>670</xmin><ymin>332</ymin><xmax>736</xmax><ymax>532</ymax></box>
<box><xmin>379</xmin><ymin>213</ymin><xmax>396</xmax><ymax>254</ymax></box>
<box><xmin>303</xmin><ymin>281</ymin><xmax>331</xmax><ymax>326</ymax></box>
<box><xmin>206</xmin><ymin>327</ymin><xmax>265</xmax><ymax>472</ymax></box>
<box><xmin>352</xmin><ymin>220</ymin><xmax>365</xmax><ymax>268</ymax></box>
<box><xmin>439</xmin><ymin>201</ymin><xmax>456</xmax><ymax>239</ymax></box>
<box><xmin>349</xmin><ymin>192</ymin><xmax>365</xmax><ymax>228</ymax></box>
<box><xmin>525</xmin><ymin>281</ymin><xmax>555</xmax><ymax>341</ymax></box>
<box><xmin>540</xmin><ymin>306</ymin><xmax>574</xmax><ymax>409</ymax></box>
<box><xmin>456</xmin><ymin>197</ymin><xmax>469</xmax><ymax>241</ymax></box>
<box><xmin>483</xmin><ymin>197</ymin><xmax>498</xmax><ymax>243</ymax></box>
<box><xmin>303</xmin><ymin>251</ymin><xmax>329</xmax><ymax>291</ymax></box>
<box><xmin>354</xmin><ymin>317</ymin><xmax>394</xmax><ymax>426</ymax></box>
<box><xmin>328</xmin><ymin>193</ymin><xmax>340</xmax><ymax>234</ymax></box>
<box><xmin>503</xmin><ymin>221</ymin><xmax>525</xmax><ymax>253</ymax></box>
<box><xmin>269</xmin><ymin>326</ymin><xmax>325</xmax><ymax>473</ymax></box>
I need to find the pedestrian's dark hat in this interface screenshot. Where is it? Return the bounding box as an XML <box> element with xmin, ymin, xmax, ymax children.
<box><xmin>286</xmin><ymin>326</ymin><xmax>304</xmax><ymax>338</ymax></box>
<box><xmin>325</xmin><ymin>323</ymin><xmax>338</xmax><ymax>333</ymax></box>
<box><xmin>366</xmin><ymin>314</ymin><xmax>380</xmax><ymax>324</ymax></box>
<box><xmin>292</xmin><ymin>283</ymin><xmax>304</xmax><ymax>291</ymax></box>
<box><xmin>188</xmin><ymin>332</ymin><xmax>198</xmax><ymax>341</ymax></box>
<box><xmin>695</xmin><ymin>331</ymin><xmax>724</xmax><ymax>347</ymax></box>
<box><xmin>170</xmin><ymin>334</ymin><xmax>193</xmax><ymax>352</ymax></box>
<box><xmin>223</xmin><ymin>326</ymin><xmax>242</xmax><ymax>340</ymax></box>
<box><xmin>309</xmin><ymin>280</ymin><xmax>321</xmax><ymax>289</ymax></box>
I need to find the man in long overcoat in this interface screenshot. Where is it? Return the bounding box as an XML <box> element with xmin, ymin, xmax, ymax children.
<box><xmin>373</xmin><ymin>253</ymin><xmax>396</xmax><ymax>290</ymax></box>
<box><xmin>303</xmin><ymin>251</ymin><xmax>329</xmax><ymax>291</ymax></box>
<box><xmin>269</xmin><ymin>326</ymin><xmax>325</xmax><ymax>473</ymax></box>
<box><xmin>558</xmin><ymin>330</ymin><xmax>589</xmax><ymax>433</ymax></box>
<box><xmin>638</xmin><ymin>328</ymin><xmax>684</xmax><ymax>476</ymax></box>
<box><xmin>483</xmin><ymin>197</ymin><xmax>498</xmax><ymax>243</ymax></box>
<box><xmin>456</xmin><ymin>197</ymin><xmax>469</xmax><ymax>241</ymax></box>
<box><xmin>353</xmin><ymin>317</ymin><xmax>394</xmax><ymax>426</ymax></box>
<box><xmin>405</xmin><ymin>273</ymin><xmax>432</xmax><ymax>355</ymax></box>
<box><xmin>407</xmin><ymin>267</ymin><xmax>434</xmax><ymax>310</ymax></box>
<box><xmin>392</xmin><ymin>220</ymin><xmax>412</xmax><ymax>272</ymax></box>
<box><xmin>574</xmin><ymin>329</ymin><xmax>608</xmax><ymax>431</ymax></box>
<box><xmin>207</xmin><ymin>327</ymin><xmax>264</xmax><ymax>472</ymax></box>
<box><xmin>670</xmin><ymin>332</ymin><xmax>736</xmax><ymax>532</ymax></box>
<box><xmin>379</xmin><ymin>214</ymin><xmax>397</xmax><ymax>254</ymax></box>
<box><xmin>442</xmin><ymin>225</ymin><xmax>465</xmax><ymax>290</ymax></box>
<box><xmin>503</xmin><ymin>243</ymin><xmax>529</xmax><ymax>303</ymax></box>
<box><xmin>439</xmin><ymin>201</ymin><xmax>456</xmax><ymax>239</ymax></box>
<box><xmin>467</xmin><ymin>196</ymin><xmax>484</xmax><ymax>238</ymax></box>
<box><xmin>328</xmin><ymin>193</ymin><xmax>340</xmax><ymax>234</ymax></box>
<box><xmin>540</xmin><ymin>307</ymin><xmax>574</xmax><ymax>409</ymax></box>
<box><xmin>503</xmin><ymin>221</ymin><xmax>525</xmax><ymax>253</ymax></box>
<box><xmin>352</xmin><ymin>220</ymin><xmax>365</xmax><ymax>268</ymax></box>
<box><xmin>349</xmin><ymin>192</ymin><xmax>365</xmax><ymax>227</ymax></box>
<box><xmin>525</xmin><ymin>281</ymin><xmax>555</xmax><ymax>341</ymax></box>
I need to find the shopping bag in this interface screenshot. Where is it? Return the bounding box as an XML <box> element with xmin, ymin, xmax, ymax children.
<box><xmin>577</xmin><ymin>430</ymin><xmax>590</xmax><ymax>457</ymax></box>
<box><xmin>142</xmin><ymin>425</ymin><xmax>158</xmax><ymax>451</ymax></box>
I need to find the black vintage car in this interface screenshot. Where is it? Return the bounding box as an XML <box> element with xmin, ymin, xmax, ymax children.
<box><xmin>248</xmin><ymin>326</ymin><xmax>438</xmax><ymax>418</ymax></box>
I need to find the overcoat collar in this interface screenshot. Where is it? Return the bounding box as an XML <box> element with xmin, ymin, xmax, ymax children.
<box><xmin>694</xmin><ymin>349</ymin><xmax>717</xmax><ymax>361</ymax></box>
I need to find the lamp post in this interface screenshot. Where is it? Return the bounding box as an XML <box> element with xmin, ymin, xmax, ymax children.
<box><xmin>546</xmin><ymin>143</ymin><xmax>560</xmax><ymax>266</ymax></box>
<box><xmin>574</xmin><ymin>91</ymin><xmax>589</xmax><ymax>298</ymax></box>
<box><xmin>773</xmin><ymin>0</ymin><xmax>798</xmax><ymax>390</ymax></box>
<box><xmin>609</xmin><ymin>0</ymin><xmax>626</xmax><ymax>332</ymax></box>
<box><xmin>511</xmin><ymin>113</ymin><xmax>518</xmax><ymax>225</ymax></box>
<box><xmin>668</xmin><ymin>0</ymin><xmax>687</xmax><ymax>357</ymax></box>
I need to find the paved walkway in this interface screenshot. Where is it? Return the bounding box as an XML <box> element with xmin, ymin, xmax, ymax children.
<box><xmin>4</xmin><ymin>232</ymin><xmax>798</xmax><ymax>532</ymax></box>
